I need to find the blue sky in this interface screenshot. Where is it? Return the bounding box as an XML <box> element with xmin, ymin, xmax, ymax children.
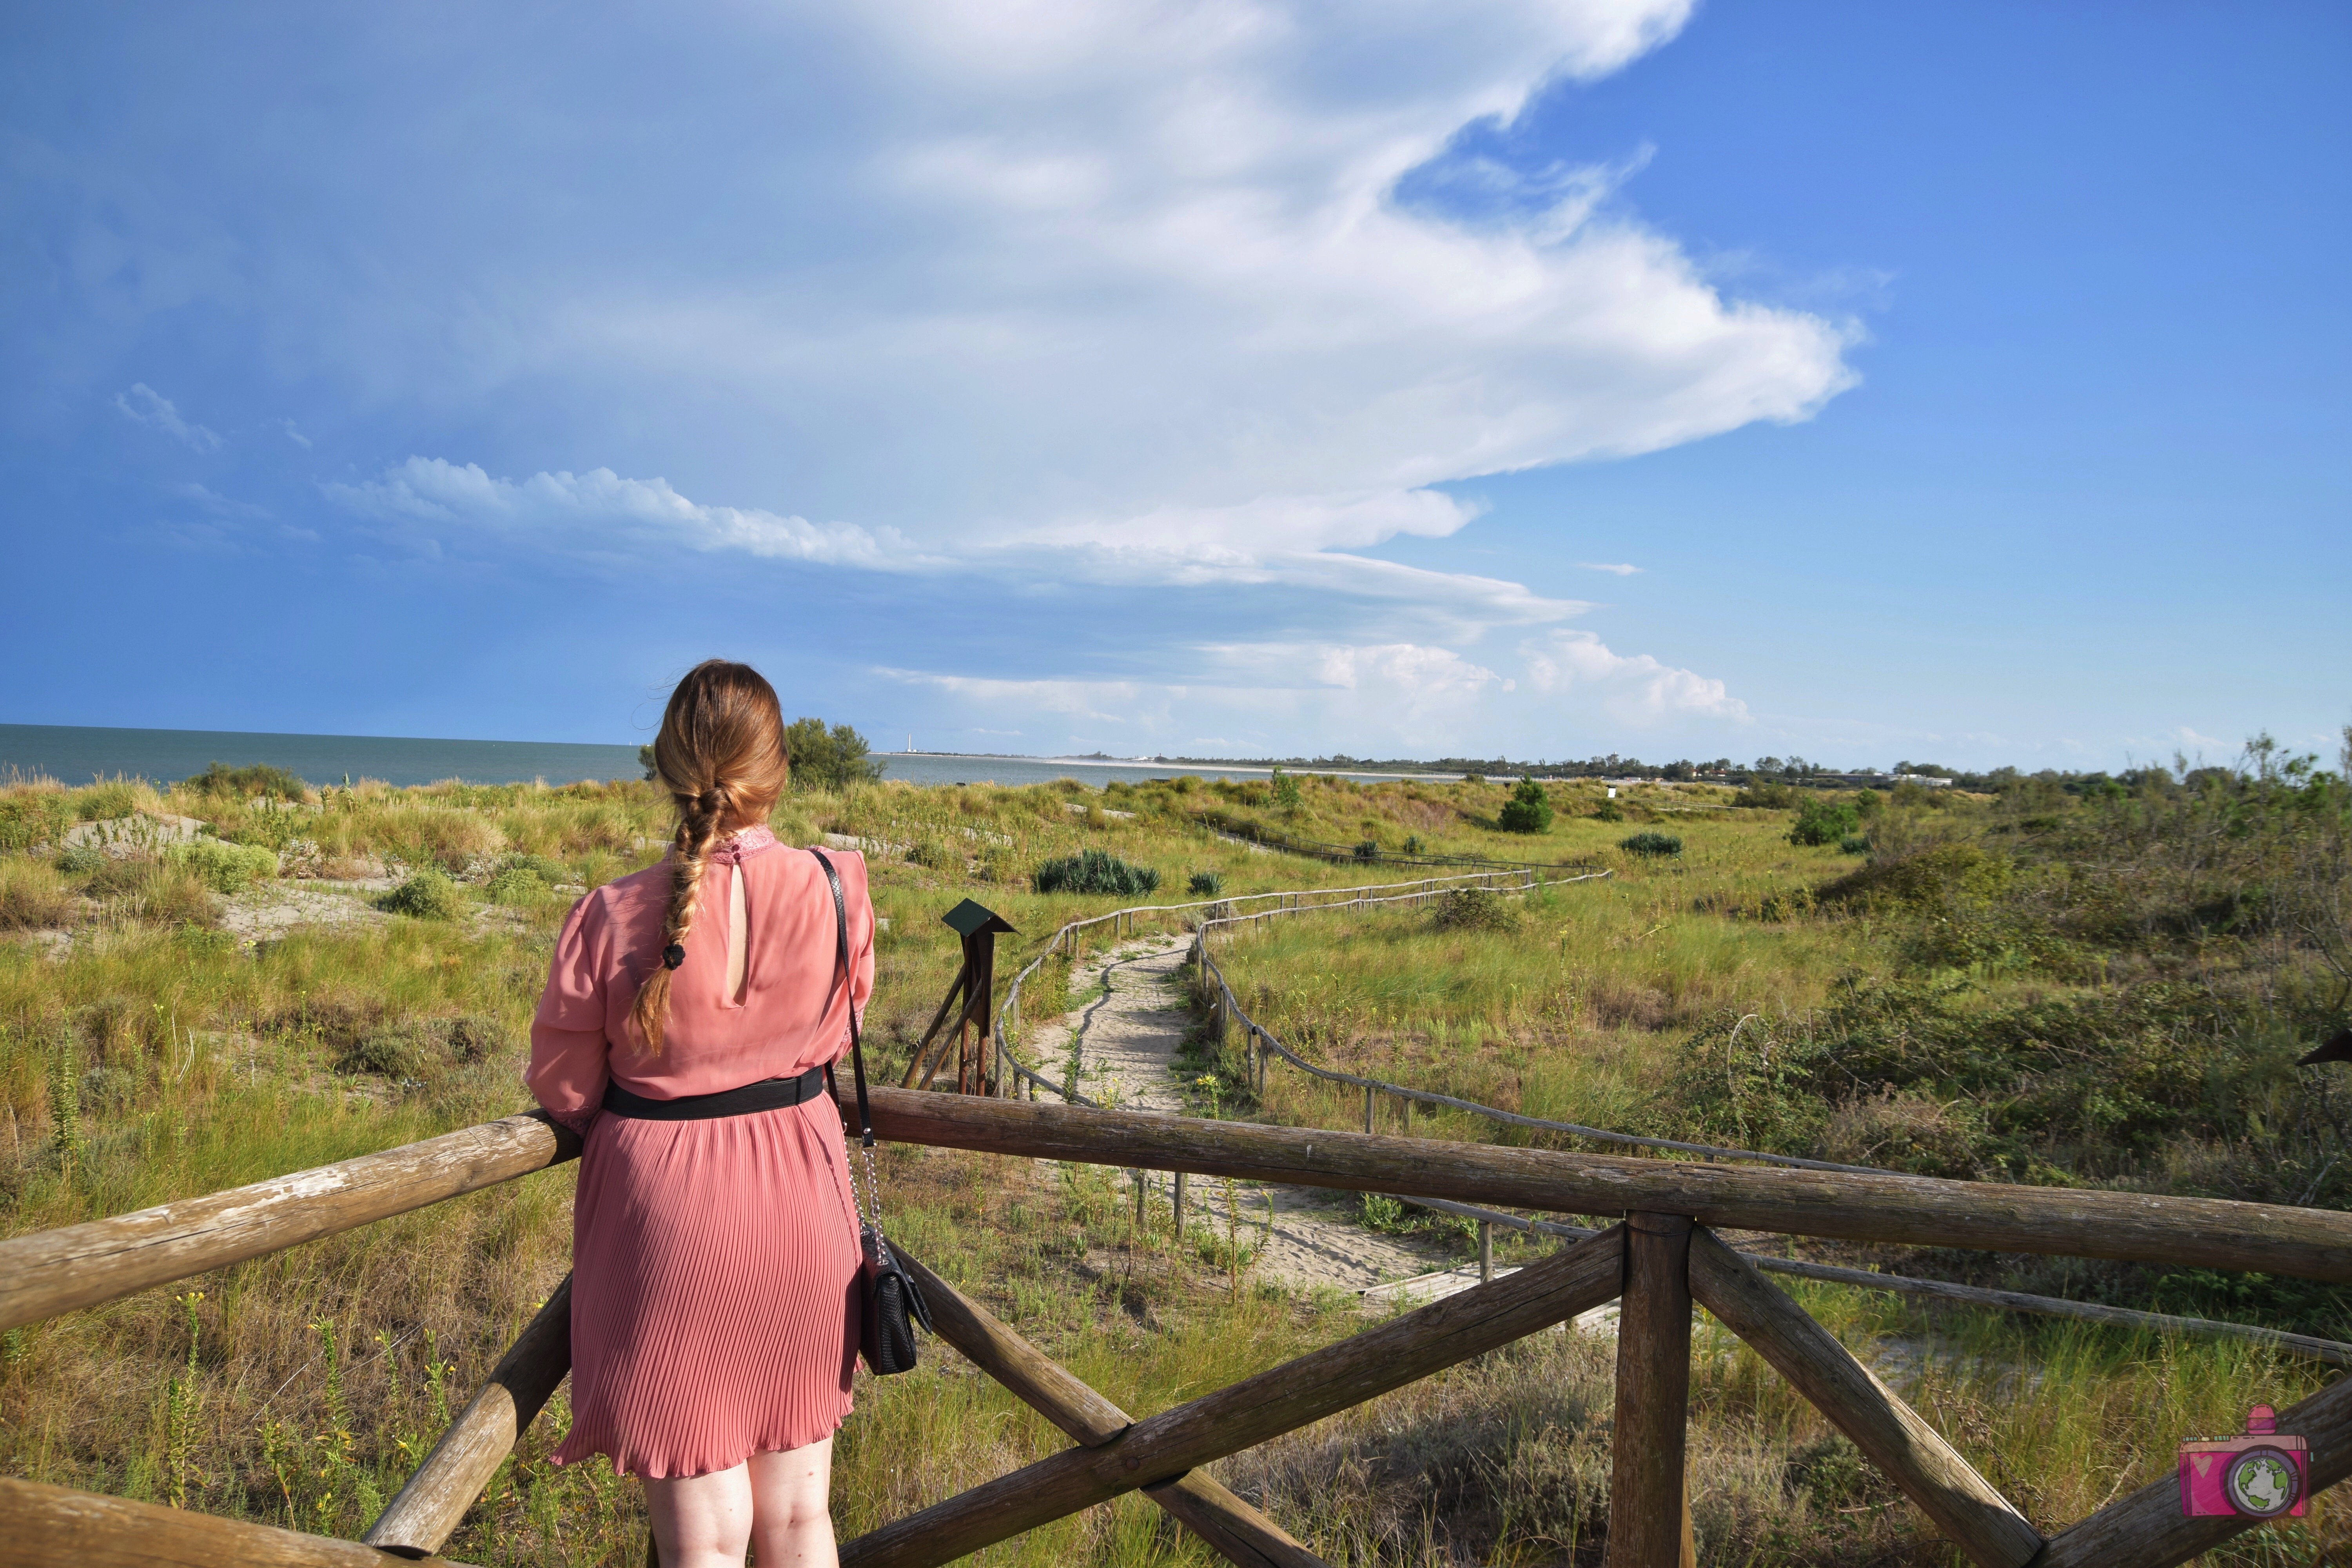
<box><xmin>3</xmin><ymin>2</ymin><xmax>2345</xmax><ymax>770</ymax></box>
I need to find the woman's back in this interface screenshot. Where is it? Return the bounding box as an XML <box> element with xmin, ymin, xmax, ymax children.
<box><xmin>528</xmin><ymin>828</ymin><xmax>874</xmax><ymax>1121</ymax></box>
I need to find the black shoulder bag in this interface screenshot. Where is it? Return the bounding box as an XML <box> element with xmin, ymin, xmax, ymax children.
<box><xmin>809</xmin><ymin>848</ymin><xmax>932</xmax><ymax>1375</ymax></box>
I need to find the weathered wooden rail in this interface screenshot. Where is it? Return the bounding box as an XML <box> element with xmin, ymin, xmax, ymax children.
<box><xmin>4</xmin><ymin>1085</ymin><xmax>2350</xmax><ymax>1566</ymax></box>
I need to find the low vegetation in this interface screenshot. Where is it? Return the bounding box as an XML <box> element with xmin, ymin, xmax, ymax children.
<box><xmin>0</xmin><ymin>735</ymin><xmax>2346</xmax><ymax>1562</ymax></box>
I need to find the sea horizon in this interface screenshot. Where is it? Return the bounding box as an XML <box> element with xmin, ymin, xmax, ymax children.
<box><xmin>0</xmin><ymin>722</ymin><xmax>1434</xmax><ymax>791</ymax></box>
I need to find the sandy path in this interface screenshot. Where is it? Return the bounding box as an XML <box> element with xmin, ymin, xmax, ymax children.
<box><xmin>1021</xmin><ymin>935</ymin><xmax>1457</xmax><ymax>1293</ymax></box>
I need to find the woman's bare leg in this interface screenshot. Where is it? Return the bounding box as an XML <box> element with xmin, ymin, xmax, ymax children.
<box><xmin>748</xmin><ymin>1437</ymin><xmax>836</xmax><ymax>1566</ymax></box>
<box><xmin>644</xmin><ymin>1463</ymin><xmax>754</xmax><ymax>1568</ymax></box>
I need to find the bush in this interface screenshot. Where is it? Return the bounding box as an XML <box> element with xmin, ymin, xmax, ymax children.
<box><xmin>1497</xmin><ymin>777</ymin><xmax>1553</xmax><ymax>834</ymax></box>
<box><xmin>1593</xmin><ymin>799</ymin><xmax>1624</xmax><ymax>823</ymax></box>
<box><xmin>1033</xmin><ymin>849</ymin><xmax>1160</xmax><ymax>897</ymax></box>
<box><xmin>181</xmin><ymin>761</ymin><xmax>311</xmax><ymax>801</ymax></box>
<box><xmin>1187</xmin><ymin>870</ymin><xmax>1223</xmax><ymax>897</ymax></box>
<box><xmin>1788</xmin><ymin>797</ymin><xmax>1862</xmax><ymax>847</ymax></box>
<box><xmin>379</xmin><ymin>869</ymin><xmax>464</xmax><ymax>920</ymax></box>
<box><xmin>1838</xmin><ymin>835</ymin><xmax>1871</xmax><ymax>855</ymax></box>
<box><xmin>1433</xmin><ymin>888</ymin><xmax>1518</xmax><ymax>932</ymax></box>
<box><xmin>485</xmin><ymin>867</ymin><xmax>550</xmax><ymax>905</ymax></box>
<box><xmin>1352</xmin><ymin>840</ymin><xmax>1380</xmax><ymax>860</ymax></box>
<box><xmin>166</xmin><ymin>839</ymin><xmax>279</xmax><ymax>892</ymax></box>
<box><xmin>72</xmin><ymin>778</ymin><xmax>146</xmax><ymax>821</ymax></box>
<box><xmin>0</xmin><ymin>789</ymin><xmax>73</xmax><ymax>852</ymax></box>
<box><xmin>502</xmin><ymin>853</ymin><xmax>572</xmax><ymax>885</ymax></box>
<box><xmin>56</xmin><ymin>846</ymin><xmax>107</xmax><ymax>875</ymax></box>
<box><xmin>1734</xmin><ymin>781</ymin><xmax>1797</xmax><ymax>809</ymax></box>
<box><xmin>1619</xmin><ymin>831</ymin><xmax>1683</xmax><ymax>858</ymax></box>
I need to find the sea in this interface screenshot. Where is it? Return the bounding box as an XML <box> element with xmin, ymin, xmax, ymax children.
<box><xmin>0</xmin><ymin>723</ymin><xmax>1431</xmax><ymax>791</ymax></box>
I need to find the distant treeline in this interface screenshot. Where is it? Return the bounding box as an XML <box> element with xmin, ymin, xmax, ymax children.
<box><xmin>1139</xmin><ymin>748</ymin><xmax>2124</xmax><ymax>792</ymax></box>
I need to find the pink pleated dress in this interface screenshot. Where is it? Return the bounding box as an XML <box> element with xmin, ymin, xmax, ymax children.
<box><xmin>525</xmin><ymin>826</ymin><xmax>874</xmax><ymax>1479</ymax></box>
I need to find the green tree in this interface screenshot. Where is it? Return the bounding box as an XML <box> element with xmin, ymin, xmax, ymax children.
<box><xmin>1497</xmin><ymin>777</ymin><xmax>1553</xmax><ymax>833</ymax></box>
<box><xmin>784</xmin><ymin>718</ymin><xmax>884</xmax><ymax>792</ymax></box>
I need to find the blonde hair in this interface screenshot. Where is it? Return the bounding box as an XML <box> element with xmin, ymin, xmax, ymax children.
<box><xmin>629</xmin><ymin>661</ymin><xmax>790</xmax><ymax>1053</ymax></box>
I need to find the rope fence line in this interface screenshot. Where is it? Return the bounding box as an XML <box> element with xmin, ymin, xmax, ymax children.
<box><xmin>980</xmin><ymin>869</ymin><xmax>2352</xmax><ymax>1371</ymax></box>
<box><xmin>990</xmin><ymin>867</ymin><xmax>1551</xmax><ymax>1106</ymax></box>
<box><xmin>1394</xmin><ymin>1195</ymin><xmax>2352</xmax><ymax>1369</ymax></box>
<box><xmin>1192</xmin><ymin>886</ymin><xmax>1900</xmax><ymax>1177</ymax></box>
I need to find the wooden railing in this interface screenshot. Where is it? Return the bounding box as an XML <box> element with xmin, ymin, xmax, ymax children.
<box><xmin>4</xmin><ymin>1087</ymin><xmax>2351</xmax><ymax>1566</ymax></box>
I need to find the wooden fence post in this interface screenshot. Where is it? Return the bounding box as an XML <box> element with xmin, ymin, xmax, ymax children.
<box><xmin>364</xmin><ymin>1276</ymin><xmax>573</xmax><ymax>1555</ymax></box>
<box><xmin>1174</xmin><ymin>1171</ymin><xmax>1187</xmax><ymax>1237</ymax></box>
<box><xmin>1363</xmin><ymin>1085</ymin><xmax>1374</xmax><ymax>1134</ymax></box>
<box><xmin>1607</xmin><ymin>1212</ymin><xmax>1695</xmax><ymax>1568</ymax></box>
<box><xmin>1478</xmin><ymin>1221</ymin><xmax>1492</xmax><ymax>1284</ymax></box>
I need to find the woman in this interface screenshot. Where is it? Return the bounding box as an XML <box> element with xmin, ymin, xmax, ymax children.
<box><xmin>527</xmin><ymin>661</ymin><xmax>872</xmax><ymax>1568</ymax></box>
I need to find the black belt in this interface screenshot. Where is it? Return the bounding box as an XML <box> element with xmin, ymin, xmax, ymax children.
<box><xmin>601</xmin><ymin>1065</ymin><xmax>829</xmax><ymax>1121</ymax></box>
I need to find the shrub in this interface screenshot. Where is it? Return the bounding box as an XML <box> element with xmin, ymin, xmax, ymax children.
<box><xmin>1187</xmin><ymin>870</ymin><xmax>1223</xmax><ymax>897</ymax></box>
<box><xmin>1271</xmin><ymin>769</ymin><xmax>1302</xmax><ymax>810</ymax></box>
<box><xmin>346</xmin><ymin>1027</ymin><xmax>427</xmax><ymax>1080</ymax></box>
<box><xmin>379</xmin><ymin>869</ymin><xmax>463</xmax><ymax>920</ymax></box>
<box><xmin>1033</xmin><ymin>849</ymin><xmax>1160</xmax><ymax>897</ymax></box>
<box><xmin>1593</xmin><ymin>799</ymin><xmax>1624</xmax><ymax>823</ymax></box>
<box><xmin>1433</xmin><ymin>888</ymin><xmax>1519</xmax><ymax>932</ymax></box>
<box><xmin>1838</xmin><ymin>835</ymin><xmax>1871</xmax><ymax>855</ymax></box>
<box><xmin>72</xmin><ymin>778</ymin><xmax>147</xmax><ymax>821</ymax></box>
<box><xmin>485</xmin><ymin>867</ymin><xmax>549</xmax><ymax>905</ymax></box>
<box><xmin>0</xmin><ymin>789</ymin><xmax>73</xmax><ymax>852</ymax></box>
<box><xmin>166</xmin><ymin>839</ymin><xmax>279</xmax><ymax>892</ymax></box>
<box><xmin>1353</xmin><ymin>840</ymin><xmax>1380</xmax><ymax>860</ymax></box>
<box><xmin>502</xmin><ymin>853</ymin><xmax>572</xmax><ymax>885</ymax></box>
<box><xmin>1497</xmin><ymin>778</ymin><xmax>1553</xmax><ymax>834</ymax></box>
<box><xmin>56</xmin><ymin>846</ymin><xmax>107</xmax><ymax>875</ymax></box>
<box><xmin>0</xmin><ymin>859</ymin><xmax>74</xmax><ymax>930</ymax></box>
<box><xmin>1619</xmin><ymin>831</ymin><xmax>1683</xmax><ymax>857</ymax></box>
<box><xmin>1733</xmin><ymin>781</ymin><xmax>1797</xmax><ymax>809</ymax></box>
<box><xmin>1788</xmin><ymin>797</ymin><xmax>1862</xmax><ymax>847</ymax></box>
<box><xmin>906</xmin><ymin>837</ymin><xmax>959</xmax><ymax>871</ymax></box>
<box><xmin>181</xmin><ymin>761</ymin><xmax>311</xmax><ymax>801</ymax></box>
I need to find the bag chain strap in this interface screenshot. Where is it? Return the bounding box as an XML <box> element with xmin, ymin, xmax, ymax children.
<box><xmin>809</xmin><ymin>848</ymin><xmax>885</xmax><ymax>1233</ymax></box>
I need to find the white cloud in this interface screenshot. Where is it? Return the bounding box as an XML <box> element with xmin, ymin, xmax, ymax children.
<box><xmin>2171</xmin><ymin>725</ymin><xmax>2225</xmax><ymax>752</ymax></box>
<box><xmin>114</xmin><ymin>383</ymin><xmax>220</xmax><ymax>452</ymax></box>
<box><xmin>1579</xmin><ymin>561</ymin><xmax>1642</xmax><ymax>575</ymax></box>
<box><xmin>281</xmin><ymin>419</ymin><xmax>312</xmax><ymax>448</ymax></box>
<box><xmin>1519</xmin><ymin>628</ymin><xmax>1748</xmax><ymax>725</ymax></box>
<box><xmin>554</xmin><ymin>0</ymin><xmax>1855</xmax><ymax>572</ymax></box>
<box><xmin>172</xmin><ymin>481</ymin><xmax>268</xmax><ymax>519</ymax></box>
<box><xmin>324</xmin><ymin>457</ymin><xmax>918</xmax><ymax>568</ymax></box>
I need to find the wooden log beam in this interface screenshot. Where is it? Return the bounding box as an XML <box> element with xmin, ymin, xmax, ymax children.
<box><xmin>0</xmin><ymin>1112</ymin><xmax>579</xmax><ymax>1333</ymax></box>
<box><xmin>0</xmin><ymin>1475</ymin><xmax>476</xmax><ymax>1568</ymax></box>
<box><xmin>838</xmin><ymin>1085</ymin><xmax>2352</xmax><ymax>1282</ymax></box>
<box><xmin>2031</xmin><ymin>1367</ymin><xmax>2352</xmax><ymax>1568</ymax></box>
<box><xmin>895</xmin><ymin>1250</ymin><xmax>1329</xmax><ymax>1568</ymax></box>
<box><xmin>363</xmin><ymin>1275</ymin><xmax>575</xmax><ymax>1557</ymax></box>
<box><xmin>838</xmin><ymin>1225</ymin><xmax>1627</xmax><ymax>1568</ymax></box>
<box><xmin>1685</xmin><ymin>1228</ymin><xmax>2041</xmax><ymax>1568</ymax></box>
<box><xmin>1606</xmin><ymin>1214</ymin><xmax>1695</xmax><ymax>1568</ymax></box>
<box><xmin>904</xmin><ymin>959</ymin><xmax>973</xmax><ymax>1089</ymax></box>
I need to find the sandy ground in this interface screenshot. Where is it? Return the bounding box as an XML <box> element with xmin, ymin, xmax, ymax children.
<box><xmin>218</xmin><ymin>883</ymin><xmax>390</xmax><ymax>942</ymax></box>
<box><xmin>1023</xmin><ymin>934</ymin><xmax>1459</xmax><ymax>1293</ymax></box>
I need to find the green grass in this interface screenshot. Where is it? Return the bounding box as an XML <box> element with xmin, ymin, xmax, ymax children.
<box><xmin>0</xmin><ymin>762</ymin><xmax>2346</xmax><ymax>1561</ymax></box>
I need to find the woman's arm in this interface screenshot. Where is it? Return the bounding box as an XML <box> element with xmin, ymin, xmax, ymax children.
<box><xmin>525</xmin><ymin>895</ymin><xmax>611</xmax><ymax>1133</ymax></box>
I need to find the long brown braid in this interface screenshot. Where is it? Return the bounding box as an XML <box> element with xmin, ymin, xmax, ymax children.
<box><xmin>629</xmin><ymin>661</ymin><xmax>791</xmax><ymax>1053</ymax></box>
